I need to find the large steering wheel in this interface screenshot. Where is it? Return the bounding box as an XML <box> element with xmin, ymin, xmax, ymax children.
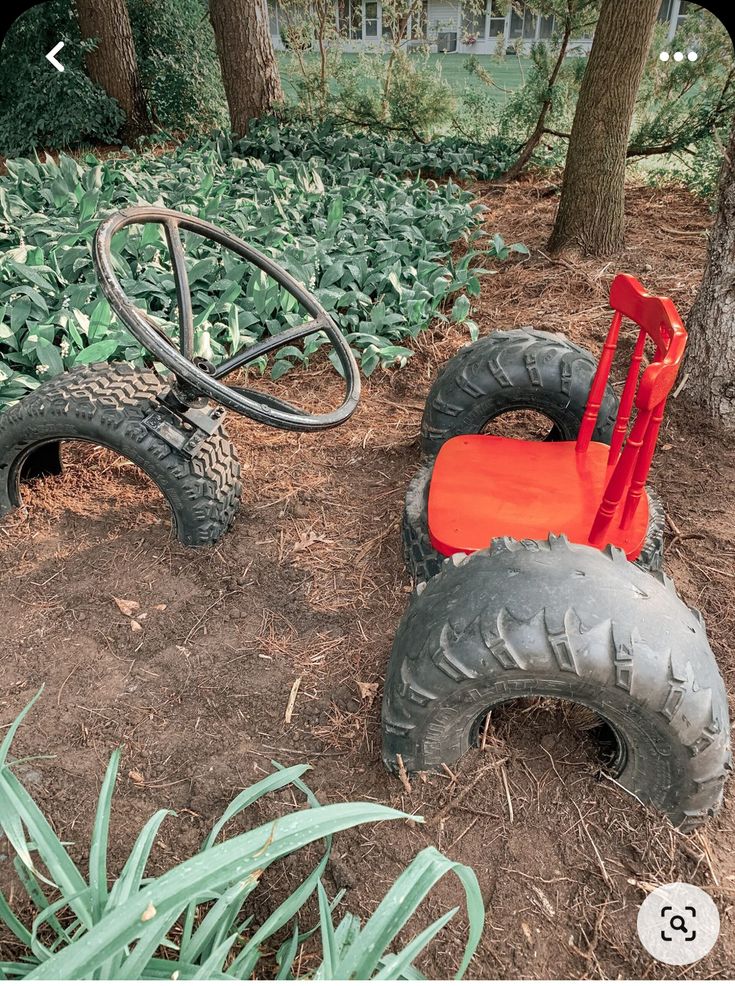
<box><xmin>93</xmin><ymin>206</ymin><xmax>361</xmax><ymax>431</ymax></box>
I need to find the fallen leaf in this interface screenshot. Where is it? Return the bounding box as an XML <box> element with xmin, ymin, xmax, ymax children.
<box><xmin>129</xmin><ymin>769</ymin><xmax>145</xmax><ymax>785</ymax></box>
<box><xmin>153</xmin><ymin>604</ymin><xmax>167</xmax><ymax>612</ymax></box>
<box><xmin>141</xmin><ymin>902</ymin><xmax>156</xmax><ymax>921</ymax></box>
<box><xmin>292</xmin><ymin>530</ymin><xmax>333</xmax><ymax>553</ymax></box>
<box><xmin>114</xmin><ymin>597</ymin><xmax>140</xmax><ymax>616</ymax></box>
<box><xmin>356</xmin><ymin>681</ymin><xmax>378</xmax><ymax>705</ymax></box>
<box><xmin>130</xmin><ymin>620</ymin><xmax>143</xmax><ymax>633</ymax></box>
<box><xmin>662</xmin><ymin>443</ymin><xmax>673</xmax><ymax>451</ymax></box>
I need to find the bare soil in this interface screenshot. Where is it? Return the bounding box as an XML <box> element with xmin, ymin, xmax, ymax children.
<box><xmin>0</xmin><ymin>177</ymin><xmax>733</xmax><ymax>979</ymax></box>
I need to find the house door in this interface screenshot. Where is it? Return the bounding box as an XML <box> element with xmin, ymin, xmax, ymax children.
<box><xmin>363</xmin><ymin>0</ymin><xmax>380</xmax><ymax>38</ymax></box>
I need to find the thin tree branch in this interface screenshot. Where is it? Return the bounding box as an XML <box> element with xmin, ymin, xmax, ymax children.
<box><xmin>497</xmin><ymin>8</ymin><xmax>573</xmax><ymax>183</ymax></box>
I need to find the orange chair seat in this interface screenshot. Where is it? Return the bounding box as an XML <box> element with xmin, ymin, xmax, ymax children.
<box><xmin>428</xmin><ymin>434</ymin><xmax>649</xmax><ymax>560</ymax></box>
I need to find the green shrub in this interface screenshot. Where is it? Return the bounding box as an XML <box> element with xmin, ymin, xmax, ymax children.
<box><xmin>0</xmin><ymin>0</ymin><xmax>228</xmax><ymax>157</ymax></box>
<box><xmin>454</xmin><ymin>42</ymin><xmax>587</xmax><ymax>169</ymax></box>
<box><xmin>629</xmin><ymin>13</ymin><xmax>735</xmax><ymax>166</ymax></box>
<box><xmin>129</xmin><ymin>0</ymin><xmax>228</xmax><ymax>134</ymax></box>
<box><xmin>336</xmin><ymin>48</ymin><xmax>457</xmax><ymax>141</ymax></box>
<box><xmin>0</xmin><ymin>691</ymin><xmax>484</xmax><ymax>979</ymax></box>
<box><xmin>644</xmin><ymin>132</ymin><xmax>726</xmax><ymax>203</ymax></box>
<box><xmin>0</xmin><ymin>129</ymin><xmax>527</xmax><ymax>407</ymax></box>
<box><xmin>239</xmin><ymin>115</ymin><xmax>517</xmax><ymax>181</ymax></box>
<box><xmin>0</xmin><ymin>2</ymin><xmax>124</xmax><ymax>157</ymax></box>
<box><xmin>630</xmin><ymin>11</ymin><xmax>734</xmax><ymax>202</ymax></box>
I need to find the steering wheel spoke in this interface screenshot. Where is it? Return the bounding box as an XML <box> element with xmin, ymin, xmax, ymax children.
<box><xmin>93</xmin><ymin>206</ymin><xmax>360</xmax><ymax>431</ymax></box>
<box><xmin>163</xmin><ymin>219</ymin><xmax>195</xmax><ymax>361</ymax></box>
<box><xmin>212</xmin><ymin>316</ymin><xmax>326</xmax><ymax>381</ymax></box>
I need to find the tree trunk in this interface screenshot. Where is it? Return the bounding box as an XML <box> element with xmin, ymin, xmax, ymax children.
<box><xmin>685</xmin><ymin>120</ymin><xmax>735</xmax><ymax>429</ymax></box>
<box><xmin>209</xmin><ymin>0</ymin><xmax>284</xmax><ymax>137</ymax></box>
<box><xmin>547</xmin><ymin>0</ymin><xmax>660</xmax><ymax>255</ymax></box>
<box><xmin>75</xmin><ymin>0</ymin><xmax>149</xmax><ymax>143</ymax></box>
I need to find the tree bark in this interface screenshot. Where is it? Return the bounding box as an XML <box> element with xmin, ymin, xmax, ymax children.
<box><xmin>209</xmin><ymin>0</ymin><xmax>284</xmax><ymax>137</ymax></box>
<box><xmin>75</xmin><ymin>0</ymin><xmax>149</xmax><ymax>143</ymax></box>
<box><xmin>547</xmin><ymin>0</ymin><xmax>660</xmax><ymax>255</ymax></box>
<box><xmin>685</xmin><ymin>120</ymin><xmax>735</xmax><ymax>429</ymax></box>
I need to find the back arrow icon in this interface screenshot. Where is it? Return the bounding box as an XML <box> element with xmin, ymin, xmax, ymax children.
<box><xmin>46</xmin><ymin>41</ymin><xmax>65</xmax><ymax>72</ymax></box>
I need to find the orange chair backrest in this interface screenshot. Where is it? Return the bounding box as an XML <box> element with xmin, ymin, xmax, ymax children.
<box><xmin>575</xmin><ymin>274</ymin><xmax>687</xmax><ymax>546</ymax></box>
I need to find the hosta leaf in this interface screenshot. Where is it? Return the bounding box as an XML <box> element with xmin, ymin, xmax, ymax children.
<box><xmin>451</xmin><ymin>294</ymin><xmax>471</xmax><ymax>323</ymax></box>
<box><xmin>73</xmin><ymin>340</ymin><xmax>119</xmax><ymax>364</ymax></box>
<box><xmin>34</xmin><ymin>340</ymin><xmax>64</xmax><ymax>376</ymax></box>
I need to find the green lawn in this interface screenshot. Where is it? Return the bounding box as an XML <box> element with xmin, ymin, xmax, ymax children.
<box><xmin>277</xmin><ymin>51</ymin><xmax>532</xmax><ymax>109</ymax></box>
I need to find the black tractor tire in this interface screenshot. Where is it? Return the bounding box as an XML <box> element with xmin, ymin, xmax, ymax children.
<box><xmin>0</xmin><ymin>363</ymin><xmax>242</xmax><ymax>547</ymax></box>
<box><xmin>402</xmin><ymin>463</ymin><xmax>665</xmax><ymax>583</ymax></box>
<box><xmin>382</xmin><ymin>536</ymin><xmax>731</xmax><ymax>832</ymax></box>
<box><xmin>420</xmin><ymin>328</ymin><xmax>620</xmax><ymax>457</ymax></box>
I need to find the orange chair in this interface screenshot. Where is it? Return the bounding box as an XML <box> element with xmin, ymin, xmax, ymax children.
<box><xmin>427</xmin><ymin>274</ymin><xmax>687</xmax><ymax>562</ymax></box>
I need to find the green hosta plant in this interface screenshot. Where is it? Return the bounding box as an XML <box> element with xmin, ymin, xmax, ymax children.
<box><xmin>0</xmin><ymin>692</ymin><xmax>484</xmax><ymax>979</ymax></box>
<box><xmin>0</xmin><ymin>128</ymin><xmax>526</xmax><ymax>409</ymax></box>
<box><xmin>237</xmin><ymin>115</ymin><xmax>518</xmax><ymax>181</ymax></box>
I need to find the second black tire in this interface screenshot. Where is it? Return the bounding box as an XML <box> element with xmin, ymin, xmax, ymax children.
<box><xmin>383</xmin><ymin>536</ymin><xmax>731</xmax><ymax>832</ymax></box>
<box><xmin>0</xmin><ymin>363</ymin><xmax>242</xmax><ymax>546</ymax></box>
<box><xmin>420</xmin><ymin>328</ymin><xmax>619</xmax><ymax>456</ymax></box>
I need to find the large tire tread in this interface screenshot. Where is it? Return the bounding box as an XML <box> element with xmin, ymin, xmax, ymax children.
<box><xmin>0</xmin><ymin>363</ymin><xmax>242</xmax><ymax>547</ymax></box>
<box><xmin>383</xmin><ymin>536</ymin><xmax>731</xmax><ymax>831</ymax></box>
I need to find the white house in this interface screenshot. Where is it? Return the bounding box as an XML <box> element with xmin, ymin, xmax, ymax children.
<box><xmin>268</xmin><ymin>0</ymin><xmax>694</xmax><ymax>57</ymax></box>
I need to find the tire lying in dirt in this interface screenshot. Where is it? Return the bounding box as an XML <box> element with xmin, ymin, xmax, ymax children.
<box><xmin>420</xmin><ymin>329</ymin><xmax>620</xmax><ymax>457</ymax></box>
<box><xmin>402</xmin><ymin>463</ymin><xmax>665</xmax><ymax>583</ymax></box>
<box><xmin>383</xmin><ymin>535</ymin><xmax>731</xmax><ymax>831</ymax></box>
<box><xmin>0</xmin><ymin>363</ymin><xmax>242</xmax><ymax>547</ymax></box>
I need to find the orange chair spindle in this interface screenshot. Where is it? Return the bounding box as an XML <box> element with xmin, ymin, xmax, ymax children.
<box><xmin>621</xmin><ymin>397</ymin><xmax>667</xmax><ymax>529</ymax></box>
<box><xmin>576</xmin><ymin>310</ymin><xmax>622</xmax><ymax>455</ymax></box>
<box><xmin>608</xmin><ymin>327</ymin><xmax>647</xmax><ymax>465</ymax></box>
<box><xmin>588</xmin><ymin>407</ymin><xmax>653</xmax><ymax>546</ymax></box>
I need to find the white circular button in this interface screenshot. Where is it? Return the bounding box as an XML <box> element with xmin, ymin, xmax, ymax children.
<box><xmin>659</xmin><ymin>51</ymin><xmax>670</xmax><ymax>61</ymax></box>
<box><xmin>674</xmin><ymin>51</ymin><xmax>685</xmax><ymax>62</ymax></box>
<box><xmin>688</xmin><ymin>50</ymin><xmax>698</xmax><ymax>61</ymax></box>
<box><xmin>637</xmin><ymin>882</ymin><xmax>720</xmax><ymax>965</ymax></box>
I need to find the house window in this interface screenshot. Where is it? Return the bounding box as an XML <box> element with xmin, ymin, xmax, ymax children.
<box><xmin>462</xmin><ymin>2</ymin><xmax>488</xmax><ymax>40</ymax></box>
<box><xmin>437</xmin><ymin>30</ymin><xmax>458</xmax><ymax>52</ymax></box>
<box><xmin>488</xmin><ymin>0</ymin><xmax>506</xmax><ymax>39</ymax></box>
<box><xmin>538</xmin><ymin>14</ymin><xmax>554</xmax><ymax>39</ymax></box>
<box><xmin>676</xmin><ymin>0</ymin><xmax>694</xmax><ymax>29</ymax></box>
<box><xmin>509</xmin><ymin>3</ymin><xmax>538</xmax><ymax>40</ymax></box>
<box><xmin>509</xmin><ymin>6</ymin><xmax>522</xmax><ymax>38</ymax></box>
<box><xmin>364</xmin><ymin>0</ymin><xmax>378</xmax><ymax>37</ymax></box>
<box><xmin>411</xmin><ymin>0</ymin><xmax>429</xmax><ymax>39</ymax></box>
<box><xmin>522</xmin><ymin>5</ymin><xmax>538</xmax><ymax>39</ymax></box>
<box><xmin>338</xmin><ymin>0</ymin><xmax>362</xmax><ymax>39</ymax></box>
<box><xmin>658</xmin><ymin>0</ymin><xmax>674</xmax><ymax>20</ymax></box>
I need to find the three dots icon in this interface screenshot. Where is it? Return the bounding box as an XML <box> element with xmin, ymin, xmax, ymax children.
<box><xmin>660</xmin><ymin>50</ymin><xmax>698</xmax><ymax>62</ymax></box>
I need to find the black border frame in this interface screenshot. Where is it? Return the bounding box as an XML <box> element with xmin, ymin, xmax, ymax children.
<box><xmin>1</xmin><ymin>0</ymin><xmax>733</xmax><ymax>50</ymax></box>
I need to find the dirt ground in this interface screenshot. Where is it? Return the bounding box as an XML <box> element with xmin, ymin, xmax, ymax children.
<box><xmin>0</xmin><ymin>177</ymin><xmax>733</xmax><ymax>979</ymax></box>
